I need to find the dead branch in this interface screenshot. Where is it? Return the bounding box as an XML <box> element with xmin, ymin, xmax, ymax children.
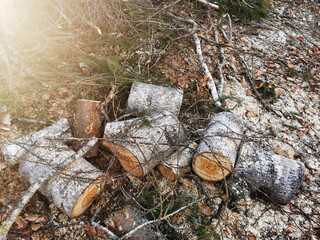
<box><xmin>193</xmin><ymin>32</ymin><xmax>221</xmax><ymax>106</ymax></box>
<box><xmin>197</xmin><ymin>0</ymin><xmax>219</xmax><ymax>9</ymax></box>
<box><xmin>214</xmin><ymin>29</ymin><xmax>226</xmax><ymax>98</ymax></box>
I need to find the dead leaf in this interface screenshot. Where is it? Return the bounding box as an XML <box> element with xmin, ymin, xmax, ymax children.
<box><xmin>15</xmin><ymin>216</ymin><xmax>28</xmax><ymax>229</ymax></box>
<box><xmin>287</xmin><ymin>63</ymin><xmax>294</xmax><ymax>69</ymax></box>
<box><xmin>230</xmin><ymin>90</ymin><xmax>237</xmax><ymax>95</ymax></box>
<box><xmin>180</xmin><ymin>178</ymin><xmax>193</xmax><ymax>187</ymax></box>
<box><xmin>35</xmin><ymin>216</ymin><xmax>48</xmax><ymax>223</ymax></box>
<box><xmin>287</xmin><ymin>148</ymin><xmax>295</xmax><ymax>159</ymax></box>
<box><xmin>31</xmin><ymin>223</ymin><xmax>42</xmax><ymax>231</ymax></box>
<box><xmin>86</xmin><ymin>224</ymin><xmax>97</xmax><ymax>239</ymax></box>
<box><xmin>198</xmin><ymin>204</ymin><xmax>213</xmax><ymax>216</ymax></box>
<box><xmin>246</xmin><ymin>89</ymin><xmax>252</xmax><ymax>96</ymax></box>
<box><xmin>297</xmin><ymin>36</ymin><xmax>304</xmax><ymax>41</ymax></box>
<box><xmin>248</xmin><ymin>232</ymin><xmax>256</xmax><ymax>240</ymax></box>
<box><xmin>25</xmin><ymin>214</ymin><xmax>40</xmax><ymax>222</ymax></box>
<box><xmin>274</xmin><ymin>88</ymin><xmax>284</xmax><ymax>96</ymax></box>
<box><xmin>274</xmin><ymin>146</ymin><xmax>285</xmax><ymax>156</ymax></box>
<box><xmin>241</xmin><ymin>76</ymin><xmax>248</xmax><ymax>88</ymax></box>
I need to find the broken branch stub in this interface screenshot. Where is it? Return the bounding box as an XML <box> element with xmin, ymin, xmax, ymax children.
<box><xmin>192</xmin><ymin>112</ymin><xmax>244</xmax><ymax>181</ymax></box>
<box><xmin>229</xmin><ymin>144</ymin><xmax>305</xmax><ymax>205</ymax></box>
<box><xmin>103</xmin><ymin>110</ymin><xmax>185</xmax><ymax>177</ymax></box>
<box><xmin>158</xmin><ymin>141</ymin><xmax>197</xmax><ymax>181</ymax></box>
<box><xmin>73</xmin><ymin>99</ymin><xmax>102</xmax><ymax>157</ymax></box>
<box><xmin>127</xmin><ymin>81</ymin><xmax>183</xmax><ymax>116</ymax></box>
<box><xmin>19</xmin><ymin>140</ymin><xmax>105</xmax><ymax>218</ymax></box>
<box><xmin>1</xmin><ymin>118</ymin><xmax>70</xmax><ymax>166</ymax></box>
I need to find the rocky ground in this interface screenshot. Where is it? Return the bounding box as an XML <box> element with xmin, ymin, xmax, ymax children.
<box><xmin>0</xmin><ymin>0</ymin><xmax>319</xmax><ymax>239</ymax></box>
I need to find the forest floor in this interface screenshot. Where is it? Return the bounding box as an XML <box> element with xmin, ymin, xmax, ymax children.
<box><xmin>0</xmin><ymin>0</ymin><xmax>319</xmax><ymax>239</ymax></box>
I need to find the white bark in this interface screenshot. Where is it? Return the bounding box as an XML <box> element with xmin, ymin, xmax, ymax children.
<box><xmin>158</xmin><ymin>141</ymin><xmax>197</xmax><ymax>181</ymax></box>
<box><xmin>19</xmin><ymin>140</ymin><xmax>105</xmax><ymax>217</ymax></box>
<box><xmin>193</xmin><ymin>32</ymin><xmax>220</xmax><ymax>106</ymax></box>
<box><xmin>1</xmin><ymin>118</ymin><xmax>70</xmax><ymax>166</ymax></box>
<box><xmin>103</xmin><ymin>111</ymin><xmax>185</xmax><ymax>177</ymax></box>
<box><xmin>127</xmin><ymin>81</ymin><xmax>184</xmax><ymax>116</ymax></box>
<box><xmin>229</xmin><ymin>144</ymin><xmax>305</xmax><ymax>204</ymax></box>
<box><xmin>192</xmin><ymin>112</ymin><xmax>244</xmax><ymax>181</ymax></box>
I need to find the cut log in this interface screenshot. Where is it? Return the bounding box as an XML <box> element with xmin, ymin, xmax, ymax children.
<box><xmin>158</xmin><ymin>141</ymin><xmax>197</xmax><ymax>181</ymax></box>
<box><xmin>228</xmin><ymin>144</ymin><xmax>305</xmax><ymax>205</ymax></box>
<box><xmin>73</xmin><ymin>99</ymin><xmax>101</xmax><ymax>157</ymax></box>
<box><xmin>127</xmin><ymin>81</ymin><xmax>183</xmax><ymax>116</ymax></box>
<box><xmin>19</xmin><ymin>140</ymin><xmax>105</xmax><ymax>218</ymax></box>
<box><xmin>1</xmin><ymin>118</ymin><xmax>70</xmax><ymax>166</ymax></box>
<box><xmin>192</xmin><ymin>112</ymin><xmax>243</xmax><ymax>181</ymax></box>
<box><xmin>109</xmin><ymin>205</ymin><xmax>160</xmax><ymax>240</ymax></box>
<box><xmin>103</xmin><ymin>111</ymin><xmax>185</xmax><ymax>177</ymax></box>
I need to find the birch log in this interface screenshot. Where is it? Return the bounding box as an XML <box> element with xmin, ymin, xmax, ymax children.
<box><xmin>127</xmin><ymin>81</ymin><xmax>183</xmax><ymax>116</ymax></box>
<box><xmin>19</xmin><ymin>140</ymin><xmax>105</xmax><ymax>218</ymax></box>
<box><xmin>158</xmin><ymin>142</ymin><xmax>197</xmax><ymax>181</ymax></box>
<box><xmin>109</xmin><ymin>205</ymin><xmax>160</xmax><ymax>240</ymax></box>
<box><xmin>73</xmin><ymin>99</ymin><xmax>101</xmax><ymax>157</ymax></box>
<box><xmin>192</xmin><ymin>112</ymin><xmax>243</xmax><ymax>181</ymax></box>
<box><xmin>103</xmin><ymin>111</ymin><xmax>185</xmax><ymax>177</ymax></box>
<box><xmin>1</xmin><ymin>118</ymin><xmax>70</xmax><ymax>166</ymax></box>
<box><xmin>228</xmin><ymin>144</ymin><xmax>305</xmax><ymax>204</ymax></box>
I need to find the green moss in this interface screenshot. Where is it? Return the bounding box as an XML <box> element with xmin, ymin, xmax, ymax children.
<box><xmin>217</xmin><ymin>0</ymin><xmax>269</xmax><ymax>23</ymax></box>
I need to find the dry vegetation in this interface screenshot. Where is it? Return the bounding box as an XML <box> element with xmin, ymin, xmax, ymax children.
<box><xmin>0</xmin><ymin>0</ymin><xmax>319</xmax><ymax>239</ymax></box>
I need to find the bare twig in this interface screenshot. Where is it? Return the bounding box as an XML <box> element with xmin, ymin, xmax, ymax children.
<box><xmin>91</xmin><ymin>222</ymin><xmax>118</xmax><ymax>240</ymax></box>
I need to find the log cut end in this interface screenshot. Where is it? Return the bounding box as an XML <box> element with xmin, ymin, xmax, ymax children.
<box><xmin>192</xmin><ymin>152</ymin><xmax>233</xmax><ymax>181</ymax></box>
<box><xmin>158</xmin><ymin>164</ymin><xmax>176</xmax><ymax>181</ymax></box>
<box><xmin>102</xmin><ymin>139</ymin><xmax>143</xmax><ymax>177</ymax></box>
<box><xmin>70</xmin><ymin>177</ymin><xmax>105</xmax><ymax>218</ymax></box>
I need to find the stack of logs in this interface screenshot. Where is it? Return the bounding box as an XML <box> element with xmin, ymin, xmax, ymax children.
<box><xmin>1</xmin><ymin>81</ymin><xmax>305</xmax><ymax>239</ymax></box>
<box><xmin>103</xmin><ymin>81</ymin><xmax>305</xmax><ymax>205</ymax></box>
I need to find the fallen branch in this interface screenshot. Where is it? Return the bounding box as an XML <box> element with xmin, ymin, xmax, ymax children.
<box><xmin>193</xmin><ymin>32</ymin><xmax>221</xmax><ymax>106</ymax></box>
<box><xmin>197</xmin><ymin>0</ymin><xmax>219</xmax><ymax>9</ymax></box>
<box><xmin>214</xmin><ymin>29</ymin><xmax>226</xmax><ymax>98</ymax></box>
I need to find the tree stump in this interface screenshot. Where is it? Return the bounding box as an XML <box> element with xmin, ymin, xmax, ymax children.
<box><xmin>192</xmin><ymin>112</ymin><xmax>244</xmax><ymax>181</ymax></box>
<box><xmin>19</xmin><ymin>140</ymin><xmax>105</xmax><ymax>218</ymax></box>
<box><xmin>228</xmin><ymin>144</ymin><xmax>305</xmax><ymax>204</ymax></box>
<box><xmin>127</xmin><ymin>81</ymin><xmax>183</xmax><ymax>116</ymax></box>
<box><xmin>1</xmin><ymin>118</ymin><xmax>70</xmax><ymax>166</ymax></box>
<box><xmin>73</xmin><ymin>99</ymin><xmax>102</xmax><ymax>157</ymax></box>
<box><xmin>158</xmin><ymin>142</ymin><xmax>197</xmax><ymax>181</ymax></box>
<box><xmin>109</xmin><ymin>205</ymin><xmax>160</xmax><ymax>240</ymax></box>
<box><xmin>103</xmin><ymin>111</ymin><xmax>185</xmax><ymax>177</ymax></box>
